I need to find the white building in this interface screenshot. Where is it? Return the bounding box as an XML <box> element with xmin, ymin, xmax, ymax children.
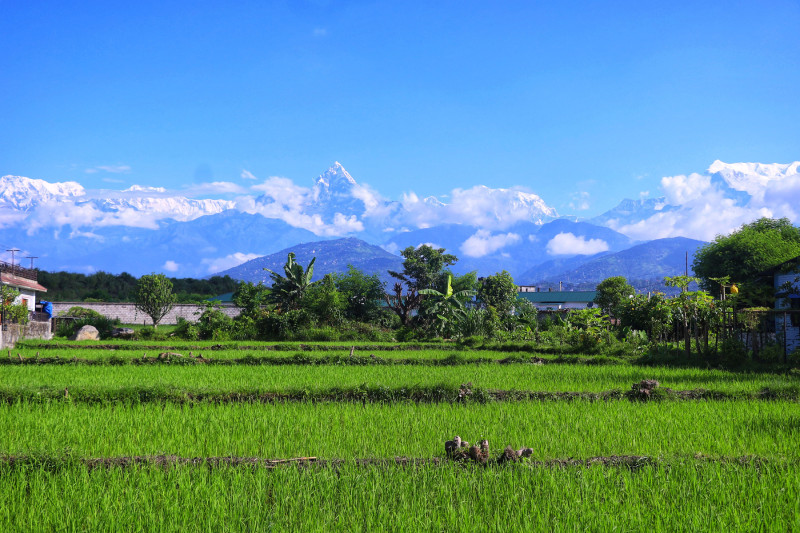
<box><xmin>0</xmin><ymin>262</ymin><xmax>48</xmax><ymax>313</ymax></box>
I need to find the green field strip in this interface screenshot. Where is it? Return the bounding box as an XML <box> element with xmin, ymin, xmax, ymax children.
<box><xmin>3</xmin><ymin>401</ymin><xmax>798</xmax><ymax>460</ymax></box>
<box><xmin>0</xmin><ymin>350</ymin><xmax>623</xmax><ymax>366</ymax></box>
<box><xmin>1</xmin><ymin>460</ymin><xmax>797</xmax><ymax>531</ymax></box>
<box><xmin>0</xmin><ymin>452</ymin><xmax>789</xmax><ymax>470</ymax></box>
<box><xmin>2</xmin><ymin>364</ymin><xmax>796</xmax><ymax>395</ymax></box>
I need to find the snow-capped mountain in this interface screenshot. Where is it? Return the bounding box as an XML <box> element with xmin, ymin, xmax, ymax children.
<box><xmin>590</xmin><ymin>197</ymin><xmax>674</xmax><ymax>228</ymax></box>
<box><xmin>708</xmin><ymin>160</ymin><xmax>800</xmax><ymax>195</ymax></box>
<box><xmin>0</xmin><ymin>159</ymin><xmax>797</xmax><ymax>278</ymax></box>
<box><xmin>0</xmin><ymin>175</ymin><xmax>85</xmax><ymax>210</ymax></box>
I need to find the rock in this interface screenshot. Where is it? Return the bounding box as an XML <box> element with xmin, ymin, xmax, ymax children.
<box><xmin>517</xmin><ymin>447</ymin><xmax>534</xmax><ymax>458</ymax></box>
<box><xmin>112</xmin><ymin>327</ymin><xmax>135</xmax><ymax>339</ymax></box>
<box><xmin>70</xmin><ymin>325</ymin><xmax>99</xmax><ymax>341</ymax></box>
<box><xmin>498</xmin><ymin>445</ymin><xmax>519</xmax><ymax>464</ymax></box>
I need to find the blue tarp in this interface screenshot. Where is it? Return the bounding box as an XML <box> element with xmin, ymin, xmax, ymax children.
<box><xmin>41</xmin><ymin>301</ymin><xmax>53</xmax><ymax>318</ymax></box>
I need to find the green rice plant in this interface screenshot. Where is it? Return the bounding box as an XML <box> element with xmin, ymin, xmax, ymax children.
<box><xmin>0</xmin><ymin>460</ymin><xmax>798</xmax><ymax>531</ymax></box>
<box><xmin>0</xmin><ymin>363</ymin><xmax>796</xmax><ymax>398</ymax></box>
<box><xmin>2</xmin><ymin>400</ymin><xmax>799</xmax><ymax>460</ymax></box>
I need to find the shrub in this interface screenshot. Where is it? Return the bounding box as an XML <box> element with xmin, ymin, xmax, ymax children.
<box><xmin>719</xmin><ymin>337</ymin><xmax>749</xmax><ymax>365</ymax></box>
<box><xmin>173</xmin><ymin>317</ymin><xmax>199</xmax><ymax>341</ymax></box>
<box><xmin>196</xmin><ymin>303</ymin><xmax>234</xmax><ymax>340</ymax></box>
<box><xmin>135</xmin><ymin>326</ymin><xmax>168</xmax><ymax>341</ymax></box>
<box><xmin>758</xmin><ymin>342</ymin><xmax>784</xmax><ymax>363</ymax></box>
<box><xmin>54</xmin><ymin>315</ymin><xmax>120</xmax><ymax>339</ymax></box>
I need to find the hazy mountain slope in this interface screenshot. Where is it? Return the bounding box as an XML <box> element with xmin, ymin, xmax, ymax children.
<box><xmin>519</xmin><ymin>237</ymin><xmax>706</xmax><ymax>287</ymax></box>
<box><xmin>217</xmin><ymin>238</ymin><xmax>403</xmax><ymax>285</ymax></box>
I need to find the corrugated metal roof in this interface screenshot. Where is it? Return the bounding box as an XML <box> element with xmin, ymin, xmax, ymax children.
<box><xmin>1</xmin><ymin>272</ymin><xmax>48</xmax><ymax>292</ymax></box>
<box><xmin>517</xmin><ymin>290</ymin><xmax>596</xmax><ymax>303</ymax></box>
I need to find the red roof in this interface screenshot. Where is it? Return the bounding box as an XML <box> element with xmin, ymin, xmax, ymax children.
<box><xmin>1</xmin><ymin>272</ymin><xmax>47</xmax><ymax>292</ymax></box>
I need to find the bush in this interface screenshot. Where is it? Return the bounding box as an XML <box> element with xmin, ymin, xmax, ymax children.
<box><xmin>54</xmin><ymin>315</ymin><xmax>120</xmax><ymax>339</ymax></box>
<box><xmin>59</xmin><ymin>306</ymin><xmax>104</xmax><ymax>319</ymax></box>
<box><xmin>719</xmin><ymin>337</ymin><xmax>749</xmax><ymax>365</ymax></box>
<box><xmin>758</xmin><ymin>342</ymin><xmax>784</xmax><ymax>363</ymax></box>
<box><xmin>260</xmin><ymin>309</ymin><xmax>314</xmax><ymax>340</ymax></box>
<box><xmin>196</xmin><ymin>303</ymin><xmax>234</xmax><ymax>340</ymax></box>
<box><xmin>173</xmin><ymin>317</ymin><xmax>199</xmax><ymax>340</ymax></box>
<box><xmin>135</xmin><ymin>326</ymin><xmax>168</xmax><ymax>341</ymax></box>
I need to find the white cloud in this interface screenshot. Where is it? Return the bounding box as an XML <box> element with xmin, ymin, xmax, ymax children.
<box><xmin>546</xmin><ymin>232</ymin><xmax>609</xmax><ymax>256</ymax></box>
<box><xmin>661</xmin><ymin>172</ymin><xmax>711</xmax><ymax>205</ymax></box>
<box><xmin>239</xmin><ymin>176</ymin><xmax>364</xmax><ymax>236</ymax></box>
<box><xmin>610</xmin><ymin>164</ymin><xmax>800</xmax><ymax>241</ymax></box>
<box><xmin>183</xmin><ymin>181</ymin><xmax>246</xmax><ymax>197</ymax></box>
<box><xmin>460</xmin><ymin>230</ymin><xmax>521</xmax><ymax>258</ymax></box>
<box><xmin>86</xmin><ymin>165</ymin><xmax>131</xmax><ymax>174</ymax></box>
<box><xmin>399</xmin><ymin>185</ymin><xmax>556</xmax><ymax>230</ymax></box>
<box><xmin>202</xmin><ymin>252</ymin><xmax>261</xmax><ymax>274</ymax></box>
<box><xmin>163</xmin><ymin>260</ymin><xmax>180</xmax><ymax>272</ymax></box>
<box><xmin>240</xmin><ymin>170</ymin><xmax>258</xmax><ymax>180</ymax></box>
<box><xmin>569</xmin><ymin>191</ymin><xmax>590</xmax><ymax>211</ymax></box>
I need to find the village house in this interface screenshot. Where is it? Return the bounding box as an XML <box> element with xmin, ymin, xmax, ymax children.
<box><xmin>0</xmin><ymin>259</ymin><xmax>51</xmax><ymax>347</ymax></box>
<box><xmin>516</xmin><ymin>286</ymin><xmax>597</xmax><ymax>311</ymax></box>
<box><xmin>766</xmin><ymin>256</ymin><xmax>800</xmax><ymax>356</ymax></box>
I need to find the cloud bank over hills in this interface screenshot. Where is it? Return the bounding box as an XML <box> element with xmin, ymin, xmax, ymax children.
<box><xmin>1</xmin><ymin>159</ymin><xmax>798</xmax><ymax>278</ymax></box>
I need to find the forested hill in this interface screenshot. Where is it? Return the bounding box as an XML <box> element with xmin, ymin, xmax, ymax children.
<box><xmin>36</xmin><ymin>271</ymin><xmax>238</xmax><ymax>302</ymax></box>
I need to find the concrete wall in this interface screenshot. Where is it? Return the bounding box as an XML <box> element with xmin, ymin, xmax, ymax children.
<box><xmin>1</xmin><ymin>320</ymin><xmax>52</xmax><ymax>348</ymax></box>
<box><xmin>50</xmin><ymin>302</ymin><xmax>241</xmax><ymax>325</ymax></box>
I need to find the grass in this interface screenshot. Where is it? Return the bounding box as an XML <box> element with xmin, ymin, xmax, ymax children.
<box><xmin>3</xmin><ymin>340</ymin><xmax>800</xmax><ymax>530</ymax></box>
<box><xmin>1</xmin><ymin>363</ymin><xmax>797</xmax><ymax>398</ymax></box>
<box><xmin>1</xmin><ymin>462</ymin><xmax>797</xmax><ymax>532</ymax></box>
<box><xmin>2</xmin><ymin>400</ymin><xmax>799</xmax><ymax>459</ymax></box>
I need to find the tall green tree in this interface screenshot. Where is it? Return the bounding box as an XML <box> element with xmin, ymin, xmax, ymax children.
<box><xmin>134</xmin><ymin>273</ymin><xmax>176</xmax><ymax>328</ymax></box>
<box><xmin>333</xmin><ymin>265</ymin><xmax>385</xmax><ymax>322</ymax></box>
<box><xmin>693</xmin><ymin>217</ymin><xmax>800</xmax><ymax>306</ymax></box>
<box><xmin>388</xmin><ymin>245</ymin><xmax>458</xmax><ymax>292</ymax></box>
<box><xmin>265</xmin><ymin>253</ymin><xmax>316</xmax><ymax>311</ymax></box>
<box><xmin>478</xmin><ymin>271</ymin><xmax>517</xmax><ymax>316</ymax></box>
<box><xmin>594</xmin><ymin>276</ymin><xmax>635</xmax><ymax>317</ymax></box>
<box><xmin>385</xmin><ymin>245</ymin><xmax>458</xmax><ymax>325</ymax></box>
<box><xmin>232</xmin><ymin>281</ymin><xmax>270</xmax><ymax>319</ymax></box>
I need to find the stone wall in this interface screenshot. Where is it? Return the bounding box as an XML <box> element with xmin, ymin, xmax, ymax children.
<box><xmin>1</xmin><ymin>320</ymin><xmax>52</xmax><ymax>348</ymax></box>
<box><xmin>50</xmin><ymin>302</ymin><xmax>241</xmax><ymax>325</ymax></box>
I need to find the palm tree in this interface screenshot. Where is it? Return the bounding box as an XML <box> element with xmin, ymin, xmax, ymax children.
<box><xmin>264</xmin><ymin>253</ymin><xmax>316</xmax><ymax>311</ymax></box>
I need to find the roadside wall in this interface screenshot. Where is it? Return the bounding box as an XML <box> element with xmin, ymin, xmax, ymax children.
<box><xmin>1</xmin><ymin>320</ymin><xmax>52</xmax><ymax>348</ymax></box>
<box><xmin>50</xmin><ymin>302</ymin><xmax>241</xmax><ymax>325</ymax></box>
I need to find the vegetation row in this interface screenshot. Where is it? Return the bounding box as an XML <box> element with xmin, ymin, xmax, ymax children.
<box><xmin>4</xmin><ymin>462</ymin><xmax>796</xmax><ymax>531</ymax></box>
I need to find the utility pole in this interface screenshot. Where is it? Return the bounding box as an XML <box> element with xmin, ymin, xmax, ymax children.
<box><xmin>6</xmin><ymin>249</ymin><xmax>19</xmax><ymax>272</ymax></box>
<box><xmin>25</xmin><ymin>256</ymin><xmax>37</xmax><ymax>270</ymax></box>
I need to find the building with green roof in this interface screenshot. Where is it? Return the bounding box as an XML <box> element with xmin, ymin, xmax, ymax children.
<box><xmin>516</xmin><ymin>290</ymin><xmax>597</xmax><ymax>311</ymax></box>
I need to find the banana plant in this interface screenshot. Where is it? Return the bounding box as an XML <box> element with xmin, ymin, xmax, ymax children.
<box><xmin>264</xmin><ymin>253</ymin><xmax>316</xmax><ymax>311</ymax></box>
<box><xmin>419</xmin><ymin>275</ymin><xmax>476</xmax><ymax>338</ymax></box>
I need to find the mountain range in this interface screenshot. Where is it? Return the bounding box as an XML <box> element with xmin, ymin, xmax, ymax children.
<box><xmin>1</xmin><ymin>159</ymin><xmax>798</xmax><ymax>288</ymax></box>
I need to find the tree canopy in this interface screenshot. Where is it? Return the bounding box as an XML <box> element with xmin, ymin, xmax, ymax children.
<box><xmin>385</xmin><ymin>245</ymin><xmax>459</xmax><ymax>325</ymax></box>
<box><xmin>692</xmin><ymin>217</ymin><xmax>800</xmax><ymax>305</ymax></box>
<box><xmin>477</xmin><ymin>271</ymin><xmax>517</xmax><ymax>316</ymax></box>
<box><xmin>388</xmin><ymin>245</ymin><xmax>458</xmax><ymax>292</ymax></box>
<box><xmin>594</xmin><ymin>276</ymin><xmax>635</xmax><ymax>316</ymax></box>
<box><xmin>134</xmin><ymin>273</ymin><xmax>176</xmax><ymax>328</ymax></box>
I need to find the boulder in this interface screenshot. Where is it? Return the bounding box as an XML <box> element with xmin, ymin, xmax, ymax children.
<box><xmin>112</xmin><ymin>327</ymin><xmax>135</xmax><ymax>339</ymax></box>
<box><xmin>70</xmin><ymin>325</ymin><xmax>99</xmax><ymax>341</ymax></box>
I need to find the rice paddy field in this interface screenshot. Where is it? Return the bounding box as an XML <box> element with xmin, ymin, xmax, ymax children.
<box><xmin>3</xmin><ymin>340</ymin><xmax>800</xmax><ymax>531</ymax></box>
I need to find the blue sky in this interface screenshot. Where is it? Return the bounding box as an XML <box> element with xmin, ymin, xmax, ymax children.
<box><xmin>2</xmin><ymin>0</ymin><xmax>798</xmax><ymax>216</ymax></box>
